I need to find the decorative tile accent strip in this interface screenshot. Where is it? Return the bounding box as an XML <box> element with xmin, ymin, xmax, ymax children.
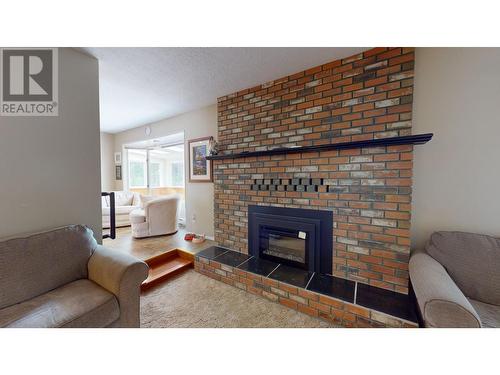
<box><xmin>251</xmin><ymin>178</ymin><xmax>324</xmax><ymax>192</ymax></box>
<box><xmin>195</xmin><ymin>247</ymin><xmax>418</xmax><ymax>328</ymax></box>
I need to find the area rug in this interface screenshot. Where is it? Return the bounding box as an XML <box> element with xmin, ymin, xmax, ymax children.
<box><xmin>140</xmin><ymin>269</ymin><xmax>335</xmax><ymax>328</ymax></box>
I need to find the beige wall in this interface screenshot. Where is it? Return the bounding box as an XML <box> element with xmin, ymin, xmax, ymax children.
<box><xmin>0</xmin><ymin>48</ymin><xmax>102</xmax><ymax>240</ymax></box>
<box><xmin>412</xmin><ymin>48</ymin><xmax>500</xmax><ymax>249</ymax></box>
<box><xmin>100</xmin><ymin>132</ymin><xmax>115</xmax><ymax>191</ymax></box>
<box><xmin>113</xmin><ymin>105</ymin><xmax>217</xmax><ymax>238</ymax></box>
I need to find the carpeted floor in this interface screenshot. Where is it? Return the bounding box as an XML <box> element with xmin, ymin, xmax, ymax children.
<box><xmin>140</xmin><ymin>269</ymin><xmax>335</xmax><ymax>328</ymax></box>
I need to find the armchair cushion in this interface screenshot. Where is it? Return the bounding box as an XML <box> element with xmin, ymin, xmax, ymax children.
<box><xmin>0</xmin><ymin>279</ymin><xmax>119</xmax><ymax>328</ymax></box>
<box><xmin>130</xmin><ymin>209</ymin><xmax>146</xmax><ymax>224</ymax></box>
<box><xmin>0</xmin><ymin>225</ymin><xmax>96</xmax><ymax>310</ymax></box>
<box><xmin>426</xmin><ymin>231</ymin><xmax>500</xmax><ymax>305</ymax></box>
<box><xmin>469</xmin><ymin>299</ymin><xmax>500</xmax><ymax>328</ymax></box>
<box><xmin>409</xmin><ymin>252</ymin><xmax>481</xmax><ymax>328</ymax></box>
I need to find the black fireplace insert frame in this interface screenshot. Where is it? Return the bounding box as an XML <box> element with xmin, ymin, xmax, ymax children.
<box><xmin>248</xmin><ymin>205</ymin><xmax>333</xmax><ymax>274</ymax></box>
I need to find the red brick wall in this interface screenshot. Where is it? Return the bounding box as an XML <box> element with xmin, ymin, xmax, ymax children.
<box><xmin>214</xmin><ymin>47</ymin><xmax>415</xmax><ymax>294</ymax></box>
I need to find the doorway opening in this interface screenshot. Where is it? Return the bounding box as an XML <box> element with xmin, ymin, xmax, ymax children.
<box><xmin>124</xmin><ymin>132</ymin><xmax>186</xmax><ymax>225</ymax></box>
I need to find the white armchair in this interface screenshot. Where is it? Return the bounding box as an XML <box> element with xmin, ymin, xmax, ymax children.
<box><xmin>130</xmin><ymin>195</ymin><xmax>180</xmax><ymax>238</ymax></box>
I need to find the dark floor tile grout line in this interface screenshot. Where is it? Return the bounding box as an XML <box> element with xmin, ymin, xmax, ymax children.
<box><xmin>212</xmin><ymin>250</ymin><xmax>230</xmax><ymax>260</ymax></box>
<box><xmin>304</xmin><ymin>272</ymin><xmax>315</xmax><ymax>290</ymax></box>
<box><xmin>266</xmin><ymin>263</ymin><xmax>281</xmax><ymax>278</ymax></box>
<box><xmin>353</xmin><ymin>282</ymin><xmax>358</xmax><ymax>304</ymax></box>
<box><xmin>235</xmin><ymin>255</ymin><xmax>254</xmax><ymax>268</ymax></box>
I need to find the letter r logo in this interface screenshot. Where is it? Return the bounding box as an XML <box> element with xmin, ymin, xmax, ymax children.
<box><xmin>2</xmin><ymin>49</ymin><xmax>53</xmax><ymax>101</ymax></box>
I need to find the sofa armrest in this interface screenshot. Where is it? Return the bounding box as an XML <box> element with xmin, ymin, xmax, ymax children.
<box><xmin>132</xmin><ymin>192</ymin><xmax>141</xmax><ymax>207</ymax></box>
<box><xmin>409</xmin><ymin>252</ymin><xmax>481</xmax><ymax>328</ymax></box>
<box><xmin>88</xmin><ymin>245</ymin><xmax>149</xmax><ymax>327</ymax></box>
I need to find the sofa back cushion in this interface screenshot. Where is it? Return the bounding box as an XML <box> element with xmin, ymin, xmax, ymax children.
<box><xmin>0</xmin><ymin>225</ymin><xmax>97</xmax><ymax>309</ymax></box>
<box><xmin>105</xmin><ymin>191</ymin><xmax>135</xmax><ymax>207</ymax></box>
<box><xmin>426</xmin><ymin>231</ymin><xmax>500</xmax><ymax>305</ymax></box>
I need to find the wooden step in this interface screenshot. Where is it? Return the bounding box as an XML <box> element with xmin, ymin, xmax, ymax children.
<box><xmin>141</xmin><ymin>249</ymin><xmax>194</xmax><ymax>291</ymax></box>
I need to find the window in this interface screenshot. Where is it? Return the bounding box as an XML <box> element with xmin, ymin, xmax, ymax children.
<box><xmin>171</xmin><ymin>162</ymin><xmax>184</xmax><ymax>187</ymax></box>
<box><xmin>129</xmin><ymin>161</ymin><xmax>146</xmax><ymax>187</ymax></box>
<box><xmin>128</xmin><ymin>149</ymin><xmax>148</xmax><ymax>188</ymax></box>
<box><xmin>126</xmin><ymin>145</ymin><xmax>184</xmax><ymax>189</ymax></box>
<box><xmin>149</xmin><ymin>162</ymin><xmax>160</xmax><ymax>187</ymax></box>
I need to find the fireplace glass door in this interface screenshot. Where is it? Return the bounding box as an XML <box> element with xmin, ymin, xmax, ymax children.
<box><xmin>259</xmin><ymin>225</ymin><xmax>308</xmax><ymax>269</ymax></box>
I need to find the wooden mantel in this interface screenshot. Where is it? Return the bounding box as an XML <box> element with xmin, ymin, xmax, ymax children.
<box><xmin>206</xmin><ymin>133</ymin><xmax>433</xmax><ymax>161</ymax></box>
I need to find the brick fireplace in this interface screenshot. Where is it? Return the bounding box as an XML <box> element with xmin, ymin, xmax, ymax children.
<box><xmin>214</xmin><ymin>47</ymin><xmax>416</xmax><ymax>294</ymax></box>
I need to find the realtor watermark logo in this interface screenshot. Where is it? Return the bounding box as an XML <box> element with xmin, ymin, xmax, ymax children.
<box><xmin>0</xmin><ymin>48</ymin><xmax>58</xmax><ymax>116</ymax></box>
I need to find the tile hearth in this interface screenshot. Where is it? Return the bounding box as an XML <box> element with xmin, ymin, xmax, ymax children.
<box><xmin>195</xmin><ymin>246</ymin><xmax>418</xmax><ymax>328</ymax></box>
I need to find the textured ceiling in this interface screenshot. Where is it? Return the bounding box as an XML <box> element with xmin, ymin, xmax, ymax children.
<box><xmin>81</xmin><ymin>47</ymin><xmax>368</xmax><ymax>133</ymax></box>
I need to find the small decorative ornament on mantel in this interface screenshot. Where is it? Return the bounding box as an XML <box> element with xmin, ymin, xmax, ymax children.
<box><xmin>208</xmin><ymin>136</ymin><xmax>219</xmax><ymax>156</ymax></box>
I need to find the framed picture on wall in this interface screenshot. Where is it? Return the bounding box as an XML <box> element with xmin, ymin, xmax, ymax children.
<box><xmin>115</xmin><ymin>165</ymin><xmax>122</xmax><ymax>180</ymax></box>
<box><xmin>188</xmin><ymin>136</ymin><xmax>213</xmax><ymax>182</ymax></box>
<box><xmin>114</xmin><ymin>152</ymin><xmax>122</xmax><ymax>164</ymax></box>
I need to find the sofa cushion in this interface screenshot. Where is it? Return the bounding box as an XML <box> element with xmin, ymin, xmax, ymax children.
<box><xmin>426</xmin><ymin>231</ymin><xmax>500</xmax><ymax>305</ymax></box>
<box><xmin>102</xmin><ymin>205</ymin><xmax>139</xmax><ymax>216</ymax></box>
<box><xmin>0</xmin><ymin>225</ymin><xmax>97</xmax><ymax>309</ymax></box>
<box><xmin>469</xmin><ymin>299</ymin><xmax>500</xmax><ymax>328</ymax></box>
<box><xmin>0</xmin><ymin>279</ymin><xmax>119</xmax><ymax>328</ymax></box>
<box><xmin>106</xmin><ymin>191</ymin><xmax>134</xmax><ymax>206</ymax></box>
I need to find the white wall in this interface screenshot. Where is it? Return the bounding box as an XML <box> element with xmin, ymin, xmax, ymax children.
<box><xmin>0</xmin><ymin>48</ymin><xmax>102</xmax><ymax>240</ymax></box>
<box><xmin>100</xmin><ymin>132</ymin><xmax>115</xmax><ymax>191</ymax></box>
<box><xmin>113</xmin><ymin>105</ymin><xmax>217</xmax><ymax>237</ymax></box>
<box><xmin>412</xmin><ymin>48</ymin><xmax>500</xmax><ymax>249</ymax></box>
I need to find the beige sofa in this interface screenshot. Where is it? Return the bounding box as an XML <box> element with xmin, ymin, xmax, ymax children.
<box><xmin>0</xmin><ymin>225</ymin><xmax>148</xmax><ymax>328</ymax></box>
<box><xmin>130</xmin><ymin>195</ymin><xmax>180</xmax><ymax>238</ymax></box>
<box><xmin>102</xmin><ymin>191</ymin><xmax>141</xmax><ymax>228</ymax></box>
<box><xmin>410</xmin><ymin>231</ymin><xmax>500</xmax><ymax>328</ymax></box>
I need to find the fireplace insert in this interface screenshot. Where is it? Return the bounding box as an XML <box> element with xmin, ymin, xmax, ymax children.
<box><xmin>248</xmin><ymin>205</ymin><xmax>333</xmax><ymax>274</ymax></box>
<box><xmin>260</xmin><ymin>225</ymin><xmax>308</xmax><ymax>269</ymax></box>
